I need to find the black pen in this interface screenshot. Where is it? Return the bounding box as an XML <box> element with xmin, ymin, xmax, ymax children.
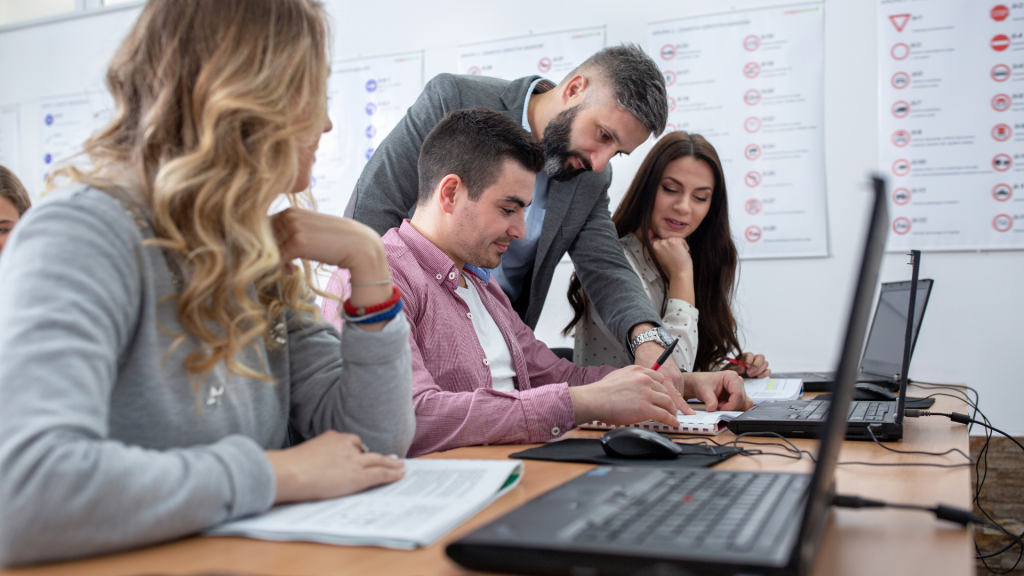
<box><xmin>650</xmin><ymin>338</ymin><xmax>679</xmax><ymax>371</ymax></box>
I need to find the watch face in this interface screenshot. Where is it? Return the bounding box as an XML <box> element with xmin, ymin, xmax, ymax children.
<box><xmin>657</xmin><ymin>327</ymin><xmax>673</xmax><ymax>346</ymax></box>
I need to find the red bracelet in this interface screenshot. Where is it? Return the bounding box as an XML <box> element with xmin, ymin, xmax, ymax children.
<box><xmin>343</xmin><ymin>286</ymin><xmax>401</xmax><ymax>316</ymax></box>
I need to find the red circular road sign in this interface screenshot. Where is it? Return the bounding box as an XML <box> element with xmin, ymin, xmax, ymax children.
<box><xmin>893</xmin><ymin>188</ymin><xmax>911</xmax><ymax>205</ymax></box>
<box><xmin>992</xmin><ymin>5</ymin><xmax>1010</xmax><ymax>21</ymax></box>
<box><xmin>992</xmin><ymin>94</ymin><xmax>1011</xmax><ymax>112</ymax></box>
<box><xmin>668</xmin><ymin>96</ymin><xmax>677</xmax><ymax>112</ymax></box>
<box><xmin>744</xmin><ymin>171</ymin><xmax>762</xmax><ymax>187</ymax></box>
<box><xmin>745</xmin><ymin>198</ymin><xmax>763</xmax><ymax>215</ymax></box>
<box><xmin>744</xmin><ymin>62</ymin><xmax>761</xmax><ymax>79</ymax></box>
<box><xmin>891</xmin><ymin>43</ymin><xmax>910</xmax><ymax>60</ymax></box>
<box><xmin>744</xmin><ymin>117</ymin><xmax>762</xmax><ymax>133</ymax></box>
<box><xmin>467</xmin><ymin>66</ymin><xmax>481</xmax><ymax>75</ymax></box>
<box><xmin>663</xmin><ymin>70</ymin><xmax>676</xmax><ymax>87</ymax></box>
<box><xmin>744</xmin><ymin>89</ymin><xmax>761</xmax><ymax>105</ymax></box>
<box><xmin>891</xmin><ymin>72</ymin><xmax>910</xmax><ymax>89</ymax></box>
<box><xmin>744</xmin><ymin>35</ymin><xmax>760</xmax><ymax>51</ymax></box>
<box><xmin>660</xmin><ymin>44</ymin><xmax>676</xmax><ymax>60</ymax></box>
<box><xmin>745</xmin><ymin>144</ymin><xmax>762</xmax><ymax>160</ymax></box>
<box><xmin>538</xmin><ymin>57</ymin><xmax>552</xmax><ymax>73</ymax></box>
<box><xmin>893</xmin><ymin>217</ymin><xmax>911</xmax><ymax>235</ymax></box>
<box><xmin>992</xmin><ymin>64</ymin><xmax>1011</xmax><ymax>82</ymax></box>
<box><xmin>992</xmin><ymin>34</ymin><xmax>1011</xmax><ymax>52</ymax></box>
<box><xmin>993</xmin><ymin>154</ymin><xmax>1012</xmax><ymax>171</ymax></box>
<box><xmin>993</xmin><ymin>124</ymin><xmax>1012</xmax><ymax>141</ymax></box>
<box><xmin>992</xmin><ymin>184</ymin><xmax>1012</xmax><ymax>202</ymax></box>
<box><xmin>892</xmin><ymin>130</ymin><xmax>911</xmax><ymax>147</ymax></box>
<box><xmin>892</xmin><ymin>101</ymin><xmax>910</xmax><ymax>118</ymax></box>
<box><xmin>892</xmin><ymin>159</ymin><xmax>911</xmax><ymax>176</ymax></box>
<box><xmin>745</xmin><ymin>225</ymin><xmax>762</xmax><ymax>242</ymax></box>
<box><xmin>993</xmin><ymin>214</ymin><xmax>1013</xmax><ymax>232</ymax></box>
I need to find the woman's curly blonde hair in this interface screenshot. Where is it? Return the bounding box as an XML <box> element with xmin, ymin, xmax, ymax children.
<box><xmin>57</xmin><ymin>0</ymin><xmax>330</xmax><ymax>383</ymax></box>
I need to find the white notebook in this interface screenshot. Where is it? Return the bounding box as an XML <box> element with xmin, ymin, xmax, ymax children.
<box><xmin>206</xmin><ymin>459</ymin><xmax>523</xmax><ymax>550</ymax></box>
<box><xmin>581</xmin><ymin>410</ymin><xmax>743</xmax><ymax>436</ymax></box>
<box><xmin>745</xmin><ymin>377</ymin><xmax>804</xmax><ymax>403</ymax></box>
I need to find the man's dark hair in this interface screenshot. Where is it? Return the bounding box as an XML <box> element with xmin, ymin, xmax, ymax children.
<box><xmin>572</xmin><ymin>43</ymin><xmax>668</xmax><ymax>137</ymax></box>
<box><xmin>418</xmin><ymin>107</ymin><xmax>545</xmax><ymax>204</ymax></box>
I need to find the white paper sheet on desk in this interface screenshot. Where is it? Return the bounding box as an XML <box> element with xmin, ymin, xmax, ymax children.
<box><xmin>744</xmin><ymin>378</ymin><xmax>803</xmax><ymax>403</ymax></box>
<box><xmin>206</xmin><ymin>459</ymin><xmax>523</xmax><ymax>549</ymax></box>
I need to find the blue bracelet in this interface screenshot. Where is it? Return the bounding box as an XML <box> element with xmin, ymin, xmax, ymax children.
<box><xmin>349</xmin><ymin>299</ymin><xmax>403</xmax><ymax>324</ymax></box>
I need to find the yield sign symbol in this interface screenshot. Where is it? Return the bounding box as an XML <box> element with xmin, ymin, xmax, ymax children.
<box><xmin>889</xmin><ymin>14</ymin><xmax>911</xmax><ymax>32</ymax></box>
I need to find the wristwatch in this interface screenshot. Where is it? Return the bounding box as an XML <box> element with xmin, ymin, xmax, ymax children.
<box><xmin>628</xmin><ymin>327</ymin><xmax>674</xmax><ymax>357</ymax></box>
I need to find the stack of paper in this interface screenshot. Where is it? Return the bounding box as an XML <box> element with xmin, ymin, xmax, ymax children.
<box><xmin>582</xmin><ymin>410</ymin><xmax>743</xmax><ymax>436</ymax></box>
<box><xmin>207</xmin><ymin>459</ymin><xmax>523</xmax><ymax>549</ymax></box>
<box><xmin>744</xmin><ymin>377</ymin><xmax>804</xmax><ymax>403</ymax></box>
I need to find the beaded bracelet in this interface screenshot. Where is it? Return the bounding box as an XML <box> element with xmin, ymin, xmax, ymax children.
<box><xmin>343</xmin><ymin>286</ymin><xmax>401</xmax><ymax>316</ymax></box>
<box><xmin>346</xmin><ymin>299</ymin><xmax>403</xmax><ymax>325</ymax></box>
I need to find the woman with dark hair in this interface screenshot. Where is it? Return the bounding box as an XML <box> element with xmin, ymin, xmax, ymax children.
<box><xmin>565</xmin><ymin>131</ymin><xmax>770</xmax><ymax>377</ymax></box>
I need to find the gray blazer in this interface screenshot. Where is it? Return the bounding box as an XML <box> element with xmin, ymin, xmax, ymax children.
<box><xmin>347</xmin><ymin>73</ymin><xmax>660</xmax><ymax>347</ymax></box>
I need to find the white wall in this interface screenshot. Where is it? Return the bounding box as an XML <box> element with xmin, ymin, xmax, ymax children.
<box><xmin>1</xmin><ymin>0</ymin><xmax>1021</xmax><ymax>434</ymax></box>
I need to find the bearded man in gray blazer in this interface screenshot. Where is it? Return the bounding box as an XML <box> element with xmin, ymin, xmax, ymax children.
<box><xmin>347</xmin><ymin>44</ymin><xmax>684</xmax><ymax>384</ymax></box>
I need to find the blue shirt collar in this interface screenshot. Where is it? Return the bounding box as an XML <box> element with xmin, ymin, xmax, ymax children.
<box><xmin>463</xmin><ymin>265</ymin><xmax>492</xmax><ymax>283</ymax></box>
<box><xmin>522</xmin><ymin>78</ymin><xmax>546</xmax><ymax>133</ymax></box>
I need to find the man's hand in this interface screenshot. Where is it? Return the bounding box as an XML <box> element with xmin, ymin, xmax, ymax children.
<box><xmin>682</xmin><ymin>371</ymin><xmax>754</xmax><ymax>412</ymax></box>
<box><xmin>569</xmin><ymin>365</ymin><xmax>688</xmax><ymax>428</ymax></box>
<box><xmin>723</xmin><ymin>352</ymin><xmax>771</xmax><ymax>379</ymax></box>
<box><xmin>632</xmin><ymin>342</ymin><xmax>692</xmax><ymax>415</ymax></box>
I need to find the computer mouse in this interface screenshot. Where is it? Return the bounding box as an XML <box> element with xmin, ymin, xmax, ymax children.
<box><xmin>600</xmin><ymin>428</ymin><xmax>683</xmax><ymax>459</ymax></box>
<box><xmin>854</xmin><ymin>383</ymin><xmax>898</xmax><ymax>401</ymax></box>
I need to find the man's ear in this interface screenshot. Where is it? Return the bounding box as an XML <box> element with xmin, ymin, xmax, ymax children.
<box><xmin>436</xmin><ymin>174</ymin><xmax>463</xmax><ymax>215</ymax></box>
<box><xmin>559</xmin><ymin>74</ymin><xmax>589</xmax><ymax>105</ymax></box>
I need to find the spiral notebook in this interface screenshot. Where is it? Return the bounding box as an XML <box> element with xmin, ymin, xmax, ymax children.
<box><xmin>581</xmin><ymin>410</ymin><xmax>743</xmax><ymax>436</ymax></box>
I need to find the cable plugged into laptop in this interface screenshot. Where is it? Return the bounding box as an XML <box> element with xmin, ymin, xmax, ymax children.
<box><xmin>831</xmin><ymin>495</ymin><xmax>987</xmax><ymax>526</ymax></box>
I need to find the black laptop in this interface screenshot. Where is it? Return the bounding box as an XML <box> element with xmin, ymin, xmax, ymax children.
<box><xmin>774</xmin><ymin>277</ymin><xmax>932</xmax><ymax>392</ymax></box>
<box><xmin>445</xmin><ymin>175</ymin><xmax>889</xmax><ymax>576</ymax></box>
<box><xmin>728</xmin><ymin>244</ymin><xmax>925</xmax><ymax>443</ymax></box>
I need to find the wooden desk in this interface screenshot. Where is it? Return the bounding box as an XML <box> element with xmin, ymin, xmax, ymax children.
<box><xmin>3</xmin><ymin>387</ymin><xmax>974</xmax><ymax>576</ymax></box>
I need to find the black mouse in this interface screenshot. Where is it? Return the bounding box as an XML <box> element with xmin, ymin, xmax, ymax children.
<box><xmin>600</xmin><ymin>428</ymin><xmax>683</xmax><ymax>459</ymax></box>
<box><xmin>854</xmin><ymin>383</ymin><xmax>898</xmax><ymax>401</ymax></box>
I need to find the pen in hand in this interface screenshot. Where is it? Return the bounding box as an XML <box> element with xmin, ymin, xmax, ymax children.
<box><xmin>726</xmin><ymin>357</ymin><xmax>750</xmax><ymax>370</ymax></box>
<box><xmin>651</xmin><ymin>338</ymin><xmax>680</xmax><ymax>371</ymax></box>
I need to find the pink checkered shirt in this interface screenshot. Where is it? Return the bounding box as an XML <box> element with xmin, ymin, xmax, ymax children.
<box><xmin>323</xmin><ymin>220</ymin><xmax>614</xmax><ymax>457</ymax></box>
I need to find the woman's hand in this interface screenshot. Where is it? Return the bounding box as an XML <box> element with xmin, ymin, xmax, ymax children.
<box><xmin>681</xmin><ymin>371</ymin><xmax>755</xmax><ymax>412</ymax></box>
<box><xmin>265</xmin><ymin>430</ymin><xmax>405</xmax><ymax>505</ymax></box>
<box><xmin>723</xmin><ymin>352</ymin><xmax>771</xmax><ymax>379</ymax></box>
<box><xmin>648</xmin><ymin>234</ymin><xmax>696</xmax><ymax>306</ymax></box>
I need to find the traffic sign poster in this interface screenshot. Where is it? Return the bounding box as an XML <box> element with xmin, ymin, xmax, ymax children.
<box><xmin>649</xmin><ymin>3</ymin><xmax>827</xmax><ymax>259</ymax></box>
<box><xmin>310</xmin><ymin>51</ymin><xmax>424</xmax><ymax>218</ymax></box>
<box><xmin>457</xmin><ymin>26</ymin><xmax>606</xmax><ymax>82</ymax></box>
<box><xmin>38</xmin><ymin>91</ymin><xmax>113</xmax><ymax>189</ymax></box>
<box><xmin>877</xmin><ymin>0</ymin><xmax>1024</xmax><ymax>251</ymax></box>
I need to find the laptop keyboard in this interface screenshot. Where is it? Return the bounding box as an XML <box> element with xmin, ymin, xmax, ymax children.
<box><xmin>783</xmin><ymin>400</ymin><xmax>891</xmax><ymax>422</ymax></box>
<box><xmin>573</xmin><ymin>471</ymin><xmax>797</xmax><ymax>551</ymax></box>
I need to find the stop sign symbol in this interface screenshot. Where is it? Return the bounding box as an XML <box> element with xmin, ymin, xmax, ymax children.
<box><xmin>992</xmin><ymin>5</ymin><xmax>1009</xmax><ymax>21</ymax></box>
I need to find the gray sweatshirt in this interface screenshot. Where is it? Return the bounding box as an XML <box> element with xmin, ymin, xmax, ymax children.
<box><xmin>0</xmin><ymin>185</ymin><xmax>415</xmax><ymax>566</ymax></box>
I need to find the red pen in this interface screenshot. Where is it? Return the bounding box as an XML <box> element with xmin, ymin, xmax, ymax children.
<box><xmin>651</xmin><ymin>338</ymin><xmax>680</xmax><ymax>371</ymax></box>
<box><xmin>726</xmin><ymin>357</ymin><xmax>749</xmax><ymax>370</ymax></box>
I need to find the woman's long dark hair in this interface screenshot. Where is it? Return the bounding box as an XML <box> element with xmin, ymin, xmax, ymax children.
<box><xmin>564</xmin><ymin>131</ymin><xmax>741</xmax><ymax>372</ymax></box>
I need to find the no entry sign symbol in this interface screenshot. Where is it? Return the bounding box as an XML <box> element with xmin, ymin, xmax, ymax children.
<box><xmin>661</xmin><ymin>44</ymin><xmax>675</xmax><ymax>60</ymax></box>
<box><xmin>992</xmin><ymin>34</ymin><xmax>1010</xmax><ymax>52</ymax></box>
<box><xmin>993</xmin><ymin>214</ymin><xmax>1013</xmax><ymax>232</ymax></box>
<box><xmin>891</xmin><ymin>43</ymin><xmax>910</xmax><ymax>60</ymax></box>
<box><xmin>993</xmin><ymin>184</ymin><xmax>1012</xmax><ymax>202</ymax></box>
<box><xmin>891</xmin><ymin>72</ymin><xmax>910</xmax><ymax>89</ymax></box>
<box><xmin>744</xmin><ymin>62</ymin><xmax>760</xmax><ymax>79</ymax></box>
<box><xmin>992</xmin><ymin>64</ymin><xmax>1011</xmax><ymax>82</ymax></box>
<box><xmin>892</xmin><ymin>159</ymin><xmax>911</xmax><ymax>176</ymax></box>
<box><xmin>893</xmin><ymin>217</ymin><xmax>911</xmax><ymax>235</ymax></box>
<box><xmin>893</xmin><ymin>188</ymin><xmax>911</xmax><ymax>205</ymax></box>
<box><xmin>889</xmin><ymin>13</ymin><xmax>911</xmax><ymax>32</ymax></box>
<box><xmin>745</xmin><ymin>226</ymin><xmax>762</xmax><ymax>242</ymax></box>
<box><xmin>892</xmin><ymin>130</ymin><xmax>911</xmax><ymax>147</ymax></box>
<box><xmin>745</xmin><ymin>144</ymin><xmax>762</xmax><ymax>160</ymax></box>
<box><xmin>745</xmin><ymin>117</ymin><xmax>762</xmax><ymax>133</ymax></box>
<box><xmin>993</xmin><ymin>124</ymin><xmax>1012</xmax><ymax>142</ymax></box>
<box><xmin>992</xmin><ymin>5</ymin><xmax>1010</xmax><ymax>21</ymax></box>
<box><xmin>993</xmin><ymin>154</ymin><xmax>1012</xmax><ymax>171</ymax></box>
<box><xmin>745</xmin><ymin>171</ymin><xmax>762</xmax><ymax>187</ymax></box>
<box><xmin>538</xmin><ymin>58</ymin><xmax>552</xmax><ymax>73</ymax></box>
<box><xmin>745</xmin><ymin>198</ymin><xmax>763</xmax><ymax>215</ymax></box>
<box><xmin>992</xmin><ymin>94</ymin><xmax>1011</xmax><ymax>112</ymax></box>
<box><xmin>744</xmin><ymin>89</ymin><xmax>761</xmax><ymax>105</ymax></box>
<box><xmin>744</xmin><ymin>35</ymin><xmax>760</xmax><ymax>51</ymax></box>
<box><xmin>663</xmin><ymin>70</ymin><xmax>676</xmax><ymax>87</ymax></box>
<box><xmin>892</xmin><ymin>101</ymin><xmax>910</xmax><ymax>117</ymax></box>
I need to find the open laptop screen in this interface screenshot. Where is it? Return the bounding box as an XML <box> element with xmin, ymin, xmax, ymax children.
<box><xmin>859</xmin><ymin>280</ymin><xmax>932</xmax><ymax>380</ymax></box>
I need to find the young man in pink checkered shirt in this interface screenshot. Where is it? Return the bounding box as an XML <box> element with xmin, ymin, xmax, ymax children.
<box><xmin>328</xmin><ymin>108</ymin><xmax>752</xmax><ymax>457</ymax></box>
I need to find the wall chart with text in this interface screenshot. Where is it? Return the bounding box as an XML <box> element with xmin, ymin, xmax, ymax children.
<box><xmin>457</xmin><ymin>26</ymin><xmax>605</xmax><ymax>82</ymax></box>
